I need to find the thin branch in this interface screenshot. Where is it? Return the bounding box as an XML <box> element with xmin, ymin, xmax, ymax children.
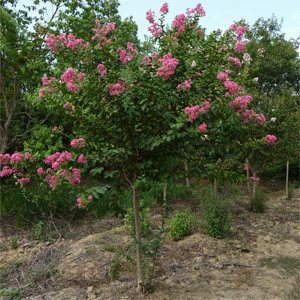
<box><xmin>9</xmin><ymin>113</ymin><xmax>50</xmax><ymax>145</ymax></box>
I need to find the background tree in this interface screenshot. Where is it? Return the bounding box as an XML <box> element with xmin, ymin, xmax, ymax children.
<box><xmin>234</xmin><ymin>14</ymin><xmax>300</xmax><ymax>94</ymax></box>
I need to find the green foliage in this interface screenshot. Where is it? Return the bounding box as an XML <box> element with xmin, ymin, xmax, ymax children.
<box><xmin>199</xmin><ymin>188</ymin><xmax>232</xmax><ymax>238</ymax></box>
<box><xmin>250</xmin><ymin>190</ymin><xmax>266</xmax><ymax>213</ymax></box>
<box><xmin>0</xmin><ymin>287</ymin><xmax>23</xmax><ymax>300</ymax></box>
<box><xmin>10</xmin><ymin>237</ymin><xmax>18</xmax><ymax>249</ymax></box>
<box><xmin>29</xmin><ymin>221</ymin><xmax>52</xmax><ymax>242</ymax></box>
<box><xmin>124</xmin><ymin>199</ymin><xmax>153</xmax><ymax>238</ymax></box>
<box><xmin>168</xmin><ymin>208</ymin><xmax>198</xmax><ymax>241</ymax></box>
<box><xmin>110</xmin><ymin>248</ymin><xmax>122</xmax><ymax>280</ymax></box>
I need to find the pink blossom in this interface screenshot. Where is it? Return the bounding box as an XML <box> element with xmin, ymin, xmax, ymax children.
<box><xmin>229</xmin><ymin>95</ymin><xmax>252</xmax><ymax>111</ymax></box>
<box><xmin>185</xmin><ymin>105</ymin><xmax>199</xmax><ymax>122</ymax></box>
<box><xmin>254</xmin><ymin>113</ymin><xmax>266</xmax><ymax>124</ymax></box>
<box><xmin>54</xmin><ymin>126</ymin><xmax>58</xmax><ymax>131</ymax></box>
<box><xmin>250</xmin><ymin>177</ymin><xmax>259</xmax><ymax>181</ymax></box>
<box><xmin>77</xmin><ymin>72</ymin><xmax>85</xmax><ymax>81</ymax></box>
<box><xmin>97</xmin><ymin>64</ymin><xmax>107</xmax><ymax>78</ymax></box>
<box><xmin>61</xmin><ymin>68</ymin><xmax>76</xmax><ymax>83</ymax></box>
<box><xmin>156</xmin><ymin>52</ymin><xmax>179</xmax><ymax>79</ymax></box>
<box><xmin>228</xmin><ymin>56</ymin><xmax>242</xmax><ymax>68</ymax></box>
<box><xmin>66</xmin><ymin>82</ymin><xmax>80</xmax><ymax>92</ymax></box>
<box><xmin>37</xmin><ymin>167</ymin><xmax>44</xmax><ymax>175</ymax></box>
<box><xmin>11</xmin><ymin>153</ymin><xmax>24</xmax><ymax>163</ymax></box>
<box><xmin>17</xmin><ymin>178</ymin><xmax>30</xmax><ymax>186</ymax></box>
<box><xmin>197</xmin><ymin>124</ymin><xmax>208</xmax><ymax>133</ymax></box>
<box><xmin>265</xmin><ymin>135</ymin><xmax>277</xmax><ymax>145</ymax></box>
<box><xmin>64</xmin><ymin>102</ymin><xmax>70</xmax><ymax>109</ymax></box>
<box><xmin>77</xmin><ymin>197</ymin><xmax>82</xmax><ymax>208</ymax></box>
<box><xmin>171</xmin><ymin>14</ymin><xmax>186</xmax><ymax>33</ymax></box>
<box><xmin>177</xmin><ymin>79</ymin><xmax>192</xmax><ymax>90</ymax></box>
<box><xmin>234</xmin><ymin>41</ymin><xmax>246</xmax><ymax>53</ymax></box>
<box><xmin>244</xmin><ymin>163</ymin><xmax>249</xmax><ymax>171</ymax></box>
<box><xmin>186</xmin><ymin>4</ymin><xmax>206</xmax><ymax>17</ymax></box>
<box><xmin>0</xmin><ymin>166</ymin><xmax>12</xmax><ymax>177</ymax></box>
<box><xmin>146</xmin><ymin>10</ymin><xmax>155</xmax><ymax>23</ymax></box>
<box><xmin>70</xmin><ymin>138</ymin><xmax>85</xmax><ymax>148</ymax></box>
<box><xmin>78</xmin><ymin>154</ymin><xmax>87</xmax><ymax>163</ymax></box>
<box><xmin>0</xmin><ymin>154</ymin><xmax>11</xmax><ymax>164</ymax></box>
<box><xmin>147</xmin><ymin>22</ymin><xmax>163</xmax><ymax>38</ymax></box>
<box><xmin>159</xmin><ymin>3</ymin><xmax>169</xmax><ymax>14</ymax></box>
<box><xmin>107</xmin><ymin>81</ymin><xmax>126</xmax><ymax>96</ymax></box>
<box><xmin>39</xmin><ymin>88</ymin><xmax>47</xmax><ymax>98</ymax></box>
<box><xmin>88</xmin><ymin>195</ymin><xmax>93</xmax><ymax>200</ymax></box>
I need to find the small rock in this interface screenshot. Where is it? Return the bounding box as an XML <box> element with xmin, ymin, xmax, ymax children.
<box><xmin>87</xmin><ymin>286</ymin><xmax>94</xmax><ymax>294</ymax></box>
<box><xmin>17</xmin><ymin>248</ymin><xmax>24</xmax><ymax>254</ymax></box>
<box><xmin>264</xmin><ymin>236</ymin><xmax>271</xmax><ymax>242</ymax></box>
<box><xmin>194</xmin><ymin>256</ymin><xmax>203</xmax><ymax>263</ymax></box>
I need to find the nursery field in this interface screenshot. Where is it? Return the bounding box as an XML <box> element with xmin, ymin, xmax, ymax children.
<box><xmin>0</xmin><ymin>179</ymin><xmax>299</xmax><ymax>300</ymax></box>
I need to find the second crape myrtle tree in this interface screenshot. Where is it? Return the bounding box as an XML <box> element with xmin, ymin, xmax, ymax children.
<box><xmin>1</xmin><ymin>2</ymin><xmax>275</xmax><ymax>292</ymax></box>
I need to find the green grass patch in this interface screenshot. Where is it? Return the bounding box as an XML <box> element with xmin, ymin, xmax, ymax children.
<box><xmin>260</xmin><ymin>256</ymin><xmax>300</xmax><ymax>274</ymax></box>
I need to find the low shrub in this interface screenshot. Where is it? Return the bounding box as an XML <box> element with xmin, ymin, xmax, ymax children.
<box><xmin>250</xmin><ymin>190</ymin><xmax>266</xmax><ymax>213</ymax></box>
<box><xmin>199</xmin><ymin>188</ymin><xmax>232</xmax><ymax>238</ymax></box>
<box><xmin>168</xmin><ymin>208</ymin><xmax>198</xmax><ymax>241</ymax></box>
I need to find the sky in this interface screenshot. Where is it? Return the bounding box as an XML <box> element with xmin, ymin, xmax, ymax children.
<box><xmin>16</xmin><ymin>0</ymin><xmax>300</xmax><ymax>42</ymax></box>
<box><xmin>116</xmin><ymin>0</ymin><xmax>300</xmax><ymax>42</ymax></box>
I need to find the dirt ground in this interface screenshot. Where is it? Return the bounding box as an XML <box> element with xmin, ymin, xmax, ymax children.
<box><xmin>0</xmin><ymin>186</ymin><xmax>299</xmax><ymax>300</ymax></box>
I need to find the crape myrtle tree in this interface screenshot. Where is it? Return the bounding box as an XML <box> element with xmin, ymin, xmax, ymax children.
<box><xmin>0</xmin><ymin>0</ymin><xmax>141</xmax><ymax>156</ymax></box>
<box><xmin>0</xmin><ymin>2</ymin><xmax>272</xmax><ymax>291</ymax></box>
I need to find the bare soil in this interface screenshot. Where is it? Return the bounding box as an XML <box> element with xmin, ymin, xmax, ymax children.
<box><xmin>0</xmin><ymin>185</ymin><xmax>299</xmax><ymax>300</ymax></box>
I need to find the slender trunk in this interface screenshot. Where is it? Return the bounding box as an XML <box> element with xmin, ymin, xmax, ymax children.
<box><xmin>286</xmin><ymin>160</ymin><xmax>289</xmax><ymax>199</ymax></box>
<box><xmin>132</xmin><ymin>185</ymin><xmax>142</xmax><ymax>291</ymax></box>
<box><xmin>214</xmin><ymin>177</ymin><xmax>217</xmax><ymax>201</ymax></box>
<box><xmin>246</xmin><ymin>158</ymin><xmax>251</xmax><ymax>194</ymax></box>
<box><xmin>163</xmin><ymin>181</ymin><xmax>168</xmax><ymax>202</ymax></box>
<box><xmin>252</xmin><ymin>172</ymin><xmax>258</xmax><ymax>199</ymax></box>
<box><xmin>184</xmin><ymin>159</ymin><xmax>190</xmax><ymax>189</ymax></box>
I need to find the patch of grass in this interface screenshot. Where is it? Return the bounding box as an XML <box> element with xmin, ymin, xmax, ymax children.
<box><xmin>0</xmin><ymin>287</ymin><xmax>23</xmax><ymax>300</ymax></box>
<box><xmin>10</xmin><ymin>237</ymin><xmax>18</xmax><ymax>249</ymax></box>
<box><xmin>103</xmin><ymin>245</ymin><xmax>116</xmax><ymax>252</ymax></box>
<box><xmin>0</xmin><ymin>242</ymin><xmax>8</xmax><ymax>251</ymax></box>
<box><xmin>260</xmin><ymin>256</ymin><xmax>300</xmax><ymax>274</ymax></box>
<box><xmin>250</xmin><ymin>190</ymin><xmax>266</xmax><ymax>213</ymax></box>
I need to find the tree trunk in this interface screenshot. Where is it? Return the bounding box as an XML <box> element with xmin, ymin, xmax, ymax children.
<box><xmin>286</xmin><ymin>160</ymin><xmax>289</xmax><ymax>199</ymax></box>
<box><xmin>246</xmin><ymin>158</ymin><xmax>251</xmax><ymax>194</ymax></box>
<box><xmin>184</xmin><ymin>159</ymin><xmax>190</xmax><ymax>189</ymax></box>
<box><xmin>252</xmin><ymin>172</ymin><xmax>258</xmax><ymax>199</ymax></box>
<box><xmin>214</xmin><ymin>177</ymin><xmax>217</xmax><ymax>201</ymax></box>
<box><xmin>132</xmin><ymin>185</ymin><xmax>143</xmax><ymax>291</ymax></box>
<box><xmin>163</xmin><ymin>181</ymin><xmax>168</xmax><ymax>202</ymax></box>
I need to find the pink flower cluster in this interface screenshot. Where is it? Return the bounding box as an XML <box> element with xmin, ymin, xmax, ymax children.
<box><xmin>44</xmin><ymin>151</ymin><xmax>73</xmax><ymax>170</ymax></box>
<box><xmin>250</xmin><ymin>177</ymin><xmax>259</xmax><ymax>181</ymax></box>
<box><xmin>185</xmin><ymin>100</ymin><xmax>210</xmax><ymax>122</ymax></box>
<box><xmin>146</xmin><ymin>10</ymin><xmax>155</xmax><ymax>23</ymax></box>
<box><xmin>228</xmin><ymin>56</ymin><xmax>242</xmax><ymax>68</ymax></box>
<box><xmin>229</xmin><ymin>95</ymin><xmax>253</xmax><ymax>111</ymax></box>
<box><xmin>177</xmin><ymin>79</ymin><xmax>192</xmax><ymax>90</ymax></box>
<box><xmin>17</xmin><ymin>178</ymin><xmax>30</xmax><ymax>186</ymax></box>
<box><xmin>239</xmin><ymin>110</ymin><xmax>266</xmax><ymax>125</ymax></box>
<box><xmin>230</xmin><ymin>24</ymin><xmax>248</xmax><ymax>41</ymax></box>
<box><xmin>0</xmin><ymin>154</ymin><xmax>11</xmax><ymax>164</ymax></box>
<box><xmin>159</xmin><ymin>3</ymin><xmax>169</xmax><ymax>14</ymax></box>
<box><xmin>42</xmin><ymin>77</ymin><xmax>57</xmax><ymax>86</ymax></box>
<box><xmin>199</xmin><ymin>101</ymin><xmax>210</xmax><ymax>114</ymax></box>
<box><xmin>92</xmin><ymin>21</ymin><xmax>116</xmax><ymax>49</ymax></box>
<box><xmin>67</xmin><ymin>168</ymin><xmax>81</xmax><ymax>186</ymax></box>
<box><xmin>78</xmin><ymin>154</ymin><xmax>87</xmax><ymax>163</ymax></box>
<box><xmin>197</xmin><ymin>124</ymin><xmax>208</xmax><ymax>133</ymax></box>
<box><xmin>45</xmin><ymin>33</ymin><xmax>88</xmax><ymax>54</ymax></box>
<box><xmin>70</xmin><ymin>138</ymin><xmax>85</xmax><ymax>148</ymax></box>
<box><xmin>77</xmin><ymin>72</ymin><xmax>85</xmax><ymax>81</ymax></box>
<box><xmin>244</xmin><ymin>163</ymin><xmax>249</xmax><ymax>171</ymax></box>
<box><xmin>97</xmin><ymin>64</ymin><xmax>107</xmax><ymax>78</ymax></box>
<box><xmin>147</xmin><ymin>22</ymin><xmax>163</xmax><ymax>38</ymax></box>
<box><xmin>107</xmin><ymin>80</ymin><xmax>126</xmax><ymax>96</ymax></box>
<box><xmin>186</xmin><ymin>3</ymin><xmax>206</xmax><ymax>17</ymax></box>
<box><xmin>77</xmin><ymin>197</ymin><xmax>82</xmax><ymax>208</ymax></box>
<box><xmin>117</xmin><ymin>42</ymin><xmax>138</xmax><ymax>65</ymax></box>
<box><xmin>171</xmin><ymin>14</ymin><xmax>186</xmax><ymax>32</ymax></box>
<box><xmin>156</xmin><ymin>52</ymin><xmax>179</xmax><ymax>79</ymax></box>
<box><xmin>217</xmin><ymin>71</ymin><xmax>243</xmax><ymax>96</ymax></box>
<box><xmin>265</xmin><ymin>135</ymin><xmax>277</xmax><ymax>145</ymax></box>
<box><xmin>185</xmin><ymin>105</ymin><xmax>199</xmax><ymax>122</ymax></box>
<box><xmin>60</xmin><ymin>68</ymin><xmax>81</xmax><ymax>92</ymax></box>
<box><xmin>0</xmin><ymin>166</ymin><xmax>13</xmax><ymax>177</ymax></box>
<box><xmin>234</xmin><ymin>41</ymin><xmax>246</xmax><ymax>53</ymax></box>
<box><xmin>11</xmin><ymin>153</ymin><xmax>24</xmax><ymax>163</ymax></box>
